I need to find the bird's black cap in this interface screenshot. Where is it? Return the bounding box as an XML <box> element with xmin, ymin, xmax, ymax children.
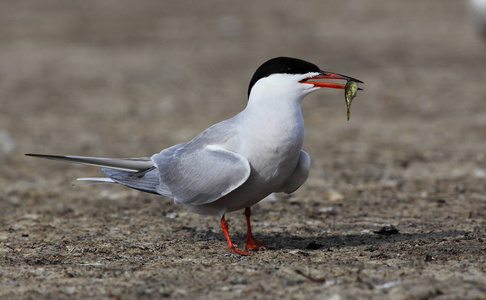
<box><xmin>248</xmin><ymin>57</ymin><xmax>321</xmax><ymax>97</ymax></box>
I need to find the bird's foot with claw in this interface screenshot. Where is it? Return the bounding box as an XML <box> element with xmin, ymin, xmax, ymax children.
<box><xmin>245</xmin><ymin>234</ymin><xmax>269</xmax><ymax>251</ymax></box>
<box><xmin>229</xmin><ymin>246</ymin><xmax>250</xmax><ymax>256</ymax></box>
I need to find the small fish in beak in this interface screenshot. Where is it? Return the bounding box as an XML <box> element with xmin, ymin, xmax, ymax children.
<box><xmin>344</xmin><ymin>80</ymin><xmax>360</xmax><ymax>121</ymax></box>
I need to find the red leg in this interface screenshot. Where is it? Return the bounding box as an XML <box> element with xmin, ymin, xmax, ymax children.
<box><xmin>220</xmin><ymin>215</ymin><xmax>249</xmax><ymax>255</ymax></box>
<box><xmin>244</xmin><ymin>207</ymin><xmax>268</xmax><ymax>251</ymax></box>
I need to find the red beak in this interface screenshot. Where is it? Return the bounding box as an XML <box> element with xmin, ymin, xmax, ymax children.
<box><xmin>300</xmin><ymin>71</ymin><xmax>363</xmax><ymax>89</ymax></box>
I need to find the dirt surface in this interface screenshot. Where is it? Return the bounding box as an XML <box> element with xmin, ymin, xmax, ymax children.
<box><xmin>1</xmin><ymin>1</ymin><xmax>486</xmax><ymax>299</ymax></box>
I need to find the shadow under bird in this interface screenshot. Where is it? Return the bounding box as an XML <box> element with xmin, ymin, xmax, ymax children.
<box><xmin>27</xmin><ymin>57</ymin><xmax>363</xmax><ymax>255</ymax></box>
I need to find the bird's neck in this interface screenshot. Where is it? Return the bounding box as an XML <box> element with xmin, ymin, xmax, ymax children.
<box><xmin>241</xmin><ymin>95</ymin><xmax>305</xmax><ymax>147</ymax></box>
<box><xmin>234</xmin><ymin>95</ymin><xmax>305</xmax><ymax>178</ymax></box>
<box><xmin>245</xmin><ymin>92</ymin><xmax>304</xmax><ymax>122</ymax></box>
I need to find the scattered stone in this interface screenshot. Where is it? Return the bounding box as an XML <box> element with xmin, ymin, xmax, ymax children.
<box><xmin>373</xmin><ymin>226</ymin><xmax>399</xmax><ymax>235</ymax></box>
<box><xmin>318</xmin><ymin>206</ymin><xmax>339</xmax><ymax>215</ymax></box>
<box><xmin>165</xmin><ymin>212</ymin><xmax>178</xmax><ymax>218</ymax></box>
<box><xmin>305</xmin><ymin>241</ymin><xmax>323</xmax><ymax>250</ymax></box>
<box><xmin>326</xmin><ymin>190</ymin><xmax>344</xmax><ymax>201</ymax></box>
<box><xmin>424</xmin><ymin>254</ymin><xmax>434</xmax><ymax>262</ymax></box>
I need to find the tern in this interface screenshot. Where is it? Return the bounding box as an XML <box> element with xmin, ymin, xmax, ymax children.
<box><xmin>27</xmin><ymin>57</ymin><xmax>363</xmax><ymax>255</ymax></box>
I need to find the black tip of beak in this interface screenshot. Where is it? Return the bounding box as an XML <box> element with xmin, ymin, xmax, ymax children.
<box><xmin>349</xmin><ymin>77</ymin><xmax>364</xmax><ymax>84</ymax></box>
<box><xmin>358</xmin><ymin>88</ymin><xmax>364</xmax><ymax>91</ymax></box>
<box><xmin>320</xmin><ymin>70</ymin><xmax>363</xmax><ymax>84</ymax></box>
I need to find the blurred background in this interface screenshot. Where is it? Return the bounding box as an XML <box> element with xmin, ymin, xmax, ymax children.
<box><xmin>1</xmin><ymin>0</ymin><xmax>484</xmax><ymax>189</ymax></box>
<box><xmin>1</xmin><ymin>1</ymin><xmax>486</xmax><ymax>298</ymax></box>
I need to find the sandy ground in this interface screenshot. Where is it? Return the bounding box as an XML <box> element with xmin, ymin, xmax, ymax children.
<box><xmin>1</xmin><ymin>1</ymin><xmax>486</xmax><ymax>299</ymax></box>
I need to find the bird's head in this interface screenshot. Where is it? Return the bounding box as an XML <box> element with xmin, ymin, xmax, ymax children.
<box><xmin>248</xmin><ymin>57</ymin><xmax>362</xmax><ymax>102</ymax></box>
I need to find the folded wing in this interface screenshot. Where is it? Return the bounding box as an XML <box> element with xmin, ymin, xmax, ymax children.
<box><xmin>152</xmin><ymin>144</ymin><xmax>251</xmax><ymax>205</ymax></box>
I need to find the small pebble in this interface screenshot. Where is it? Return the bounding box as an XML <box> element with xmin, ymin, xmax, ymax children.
<box><xmin>373</xmin><ymin>226</ymin><xmax>399</xmax><ymax>235</ymax></box>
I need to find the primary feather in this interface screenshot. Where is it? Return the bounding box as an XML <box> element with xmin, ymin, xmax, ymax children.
<box><xmin>25</xmin><ymin>154</ymin><xmax>154</xmax><ymax>172</ymax></box>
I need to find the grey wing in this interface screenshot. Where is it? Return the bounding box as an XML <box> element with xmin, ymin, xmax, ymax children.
<box><xmin>276</xmin><ymin>150</ymin><xmax>311</xmax><ymax>194</ymax></box>
<box><xmin>101</xmin><ymin>167</ymin><xmax>169</xmax><ymax>196</ymax></box>
<box><xmin>27</xmin><ymin>153</ymin><xmax>171</xmax><ymax>195</ymax></box>
<box><xmin>152</xmin><ymin>144</ymin><xmax>251</xmax><ymax>205</ymax></box>
<box><xmin>26</xmin><ymin>154</ymin><xmax>154</xmax><ymax>172</ymax></box>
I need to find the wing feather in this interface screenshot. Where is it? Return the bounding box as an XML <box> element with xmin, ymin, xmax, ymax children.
<box><xmin>26</xmin><ymin>154</ymin><xmax>154</xmax><ymax>172</ymax></box>
<box><xmin>152</xmin><ymin>144</ymin><xmax>250</xmax><ymax>205</ymax></box>
<box><xmin>100</xmin><ymin>167</ymin><xmax>166</xmax><ymax>195</ymax></box>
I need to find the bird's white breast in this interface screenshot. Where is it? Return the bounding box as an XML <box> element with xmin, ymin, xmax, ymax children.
<box><xmin>236</xmin><ymin>100</ymin><xmax>304</xmax><ymax>182</ymax></box>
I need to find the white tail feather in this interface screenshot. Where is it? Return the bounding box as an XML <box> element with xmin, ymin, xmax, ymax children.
<box><xmin>77</xmin><ymin>177</ymin><xmax>115</xmax><ymax>183</ymax></box>
<box><xmin>73</xmin><ymin>177</ymin><xmax>116</xmax><ymax>186</ymax></box>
